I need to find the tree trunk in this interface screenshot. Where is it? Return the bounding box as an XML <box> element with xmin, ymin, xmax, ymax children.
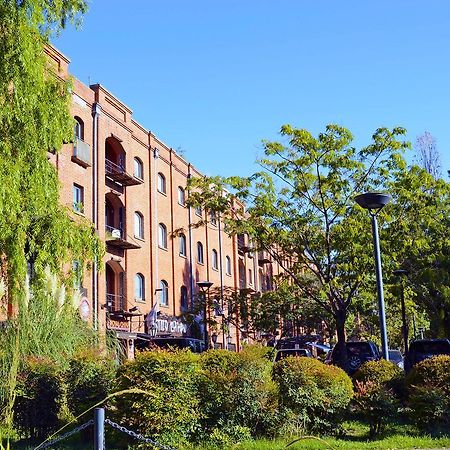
<box><xmin>335</xmin><ymin>309</ymin><xmax>348</xmax><ymax>369</ymax></box>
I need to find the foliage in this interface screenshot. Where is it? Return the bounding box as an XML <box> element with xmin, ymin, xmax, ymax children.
<box><xmin>197</xmin><ymin>349</ymin><xmax>278</xmax><ymax>442</ymax></box>
<box><xmin>414</xmin><ymin>131</ymin><xmax>441</xmax><ymax>180</ymax></box>
<box><xmin>352</xmin><ymin>360</ymin><xmax>404</xmax><ymax>437</ymax></box>
<box><xmin>406</xmin><ymin>355</ymin><xmax>450</xmax><ymax>432</ymax></box>
<box><xmin>187</xmin><ymin>124</ymin><xmax>410</xmax><ymax>368</ymax></box>
<box><xmin>65</xmin><ymin>349</ymin><xmax>117</xmax><ymax>418</ymax></box>
<box><xmin>0</xmin><ymin>0</ymin><xmax>101</xmax><ymax>430</ymax></box>
<box><xmin>272</xmin><ymin>356</ymin><xmax>353</xmax><ymax>433</ymax></box>
<box><xmin>13</xmin><ymin>357</ymin><xmax>63</xmax><ymax>439</ymax></box>
<box><xmin>113</xmin><ymin>349</ymin><xmax>202</xmax><ymax>448</ymax></box>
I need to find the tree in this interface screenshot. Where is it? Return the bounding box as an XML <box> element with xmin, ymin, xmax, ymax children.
<box><xmin>0</xmin><ymin>0</ymin><xmax>100</xmax><ymax>429</ymax></box>
<box><xmin>415</xmin><ymin>131</ymin><xmax>442</xmax><ymax>180</ymax></box>
<box><xmin>188</xmin><ymin>124</ymin><xmax>410</xmax><ymax>369</ymax></box>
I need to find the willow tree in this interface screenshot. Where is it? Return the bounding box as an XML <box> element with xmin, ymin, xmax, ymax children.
<box><xmin>188</xmin><ymin>124</ymin><xmax>409</xmax><ymax>368</ymax></box>
<box><xmin>0</xmin><ymin>0</ymin><xmax>101</xmax><ymax>428</ymax></box>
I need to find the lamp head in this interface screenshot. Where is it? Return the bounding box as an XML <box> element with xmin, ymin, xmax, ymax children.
<box><xmin>393</xmin><ymin>269</ymin><xmax>409</xmax><ymax>277</ymax></box>
<box><xmin>354</xmin><ymin>192</ymin><xmax>391</xmax><ymax>211</ymax></box>
<box><xmin>197</xmin><ymin>280</ymin><xmax>213</xmax><ymax>291</ymax></box>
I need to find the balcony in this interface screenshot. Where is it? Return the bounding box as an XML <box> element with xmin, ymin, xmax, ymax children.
<box><xmin>72</xmin><ymin>137</ymin><xmax>91</xmax><ymax>167</ymax></box>
<box><xmin>105</xmin><ymin>225</ymin><xmax>141</xmax><ymax>250</ymax></box>
<box><xmin>105</xmin><ymin>159</ymin><xmax>143</xmax><ymax>187</ymax></box>
<box><xmin>258</xmin><ymin>250</ymin><xmax>271</xmax><ymax>265</ymax></box>
<box><xmin>237</xmin><ymin>234</ymin><xmax>251</xmax><ymax>254</ymax></box>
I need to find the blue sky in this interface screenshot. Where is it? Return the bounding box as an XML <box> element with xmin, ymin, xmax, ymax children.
<box><xmin>53</xmin><ymin>0</ymin><xmax>450</xmax><ymax>178</ymax></box>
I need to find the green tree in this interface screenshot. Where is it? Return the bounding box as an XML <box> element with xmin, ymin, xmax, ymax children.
<box><xmin>0</xmin><ymin>0</ymin><xmax>100</xmax><ymax>429</ymax></box>
<box><xmin>188</xmin><ymin>124</ymin><xmax>410</xmax><ymax>368</ymax></box>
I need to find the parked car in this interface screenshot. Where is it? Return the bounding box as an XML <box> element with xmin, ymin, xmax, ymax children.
<box><xmin>325</xmin><ymin>341</ymin><xmax>381</xmax><ymax>374</ymax></box>
<box><xmin>135</xmin><ymin>334</ymin><xmax>206</xmax><ymax>353</ymax></box>
<box><xmin>388</xmin><ymin>349</ymin><xmax>404</xmax><ymax>369</ymax></box>
<box><xmin>404</xmin><ymin>338</ymin><xmax>450</xmax><ymax>372</ymax></box>
<box><xmin>273</xmin><ymin>348</ymin><xmax>312</xmax><ymax>362</ymax></box>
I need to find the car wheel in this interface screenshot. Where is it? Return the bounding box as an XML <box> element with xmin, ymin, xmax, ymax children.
<box><xmin>348</xmin><ymin>355</ymin><xmax>362</xmax><ymax>371</ymax></box>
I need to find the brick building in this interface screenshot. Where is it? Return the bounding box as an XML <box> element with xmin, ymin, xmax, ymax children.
<box><xmin>47</xmin><ymin>45</ymin><xmax>280</xmax><ymax>355</ymax></box>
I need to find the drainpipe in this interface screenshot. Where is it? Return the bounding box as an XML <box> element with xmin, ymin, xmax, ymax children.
<box><xmin>92</xmin><ymin>102</ymin><xmax>101</xmax><ymax>331</ymax></box>
<box><xmin>187</xmin><ymin>167</ymin><xmax>195</xmax><ymax>309</ymax></box>
<box><xmin>153</xmin><ymin>147</ymin><xmax>159</xmax><ymax>306</ymax></box>
<box><xmin>218</xmin><ymin>214</ymin><xmax>225</xmax><ymax>348</ymax></box>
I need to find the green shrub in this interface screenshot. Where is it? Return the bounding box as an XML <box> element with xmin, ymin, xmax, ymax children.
<box><xmin>198</xmin><ymin>349</ymin><xmax>278</xmax><ymax>441</ymax></box>
<box><xmin>406</xmin><ymin>355</ymin><xmax>450</xmax><ymax>433</ymax></box>
<box><xmin>65</xmin><ymin>349</ymin><xmax>117</xmax><ymax>417</ymax></box>
<box><xmin>113</xmin><ymin>348</ymin><xmax>201</xmax><ymax>447</ymax></box>
<box><xmin>272</xmin><ymin>357</ymin><xmax>353</xmax><ymax>434</ymax></box>
<box><xmin>353</xmin><ymin>359</ymin><xmax>403</xmax><ymax>386</ymax></box>
<box><xmin>13</xmin><ymin>357</ymin><xmax>63</xmax><ymax>439</ymax></box>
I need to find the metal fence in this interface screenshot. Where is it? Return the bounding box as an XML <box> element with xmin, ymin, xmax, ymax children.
<box><xmin>34</xmin><ymin>408</ymin><xmax>177</xmax><ymax>450</ymax></box>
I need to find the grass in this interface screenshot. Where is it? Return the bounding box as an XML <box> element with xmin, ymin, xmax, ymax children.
<box><xmin>11</xmin><ymin>421</ymin><xmax>450</xmax><ymax>449</ymax></box>
<box><xmin>185</xmin><ymin>422</ymin><xmax>450</xmax><ymax>450</ymax></box>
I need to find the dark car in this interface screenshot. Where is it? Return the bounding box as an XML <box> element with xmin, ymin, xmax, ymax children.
<box><xmin>136</xmin><ymin>334</ymin><xmax>206</xmax><ymax>353</ymax></box>
<box><xmin>273</xmin><ymin>348</ymin><xmax>312</xmax><ymax>362</ymax></box>
<box><xmin>404</xmin><ymin>339</ymin><xmax>450</xmax><ymax>372</ymax></box>
<box><xmin>388</xmin><ymin>349</ymin><xmax>404</xmax><ymax>370</ymax></box>
<box><xmin>325</xmin><ymin>341</ymin><xmax>381</xmax><ymax>374</ymax></box>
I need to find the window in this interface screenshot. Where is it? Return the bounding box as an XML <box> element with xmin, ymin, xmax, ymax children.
<box><xmin>74</xmin><ymin>117</ymin><xmax>84</xmax><ymax>140</ymax></box>
<box><xmin>226</xmin><ymin>256</ymin><xmax>232</xmax><ymax>275</ymax></box>
<box><xmin>134</xmin><ymin>212</ymin><xmax>144</xmax><ymax>239</ymax></box>
<box><xmin>134</xmin><ymin>157</ymin><xmax>143</xmax><ymax>180</ymax></box>
<box><xmin>160</xmin><ymin>280</ymin><xmax>169</xmax><ymax>306</ymax></box>
<box><xmin>212</xmin><ymin>249</ymin><xmax>218</xmax><ymax>270</ymax></box>
<box><xmin>180</xmin><ymin>286</ymin><xmax>188</xmax><ymax>310</ymax></box>
<box><xmin>210</xmin><ymin>211</ymin><xmax>217</xmax><ymax>226</ymax></box>
<box><xmin>73</xmin><ymin>184</ymin><xmax>84</xmax><ymax>213</ymax></box>
<box><xmin>178</xmin><ymin>187</ymin><xmax>185</xmax><ymax>206</ymax></box>
<box><xmin>195</xmin><ymin>206</ymin><xmax>202</xmax><ymax>216</ymax></box>
<box><xmin>158</xmin><ymin>223</ymin><xmax>167</xmax><ymax>249</ymax></box>
<box><xmin>179</xmin><ymin>234</ymin><xmax>187</xmax><ymax>257</ymax></box>
<box><xmin>248</xmin><ymin>268</ymin><xmax>253</xmax><ymax>285</ymax></box>
<box><xmin>135</xmin><ymin>273</ymin><xmax>145</xmax><ymax>301</ymax></box>
<box><xmin>157</xmin><ymin>173</ymin><xmax>166</xmax><ymax>194</ymax></box>
<box><xmin>197</xmin><ymin>242</ymin><xmax>204</xmax><ymax>264</ymax></box>
<box><xmin>72</xmin><ymin>260</ymin><xmax>82</xmax><ymax>290</ymax></box>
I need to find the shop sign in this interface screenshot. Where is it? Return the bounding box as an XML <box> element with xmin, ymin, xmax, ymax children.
<box><xmin>155</xmin><ymin>316</ymin><xmax>188</xmax><ymax>335</ymax></box>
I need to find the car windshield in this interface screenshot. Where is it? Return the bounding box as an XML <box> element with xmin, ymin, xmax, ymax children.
<box><xmin>388</xmin><ymin>350</ymin><xmax>402</xmax><ymax>362</ymax></box>
<box><xmin>410</xmin><ymin>341</ymin><xmax>450</xmax><ymax>354</ymax></box>
<box><xmin>275</xmin><ymin>349</ymin><xmax>308</xmax><ymax>361</ymax></box>
<box><xmin>346</xmin><ymin>343</ymin><xmax>374</xmax><ymax>356</ymax></box>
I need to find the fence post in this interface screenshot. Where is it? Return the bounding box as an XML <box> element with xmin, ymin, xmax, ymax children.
<box><xmin>94</xmin><ymin>407</ymin><xmax>105</xmax><ymax>450</ymax></box>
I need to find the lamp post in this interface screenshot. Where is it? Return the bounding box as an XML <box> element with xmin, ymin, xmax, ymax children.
<box><xmin>197</xmin><ymin>281</ymin><xmax>213</xmax><ymax>351</ymax></box>
<box><xmin>393</xmin><ymin>269</ymin><xmax>409</xmax><ymax>353</ymax></box>
<box><xmin>354</xmin><ymin>192</ymin><xmax>391</xmax><ymax>361</ymax></box>
<box><xmin>211</xmin><ymin>331</ymin><xmax>218</xmax><ymax>348</ymax></box>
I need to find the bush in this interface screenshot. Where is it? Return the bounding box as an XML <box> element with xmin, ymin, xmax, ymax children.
<box><xmin>198</xmin><ymin>349</ymin><xmax>278</xmax><ymax>442</ymax></box>
<box><xmin>65</xmin><ymin>349</ymin><xmax>117</xmax><ymax>417</ymax></box>
<box><xmin>406</xmin><ymin>355</ymin><xmax>450</xmax><ymax>433</ymax></box>
<box><xmin>352</xmin><ymin>360</ymin><xmax>404</xmax><ymax>437</ymax></box>
<box><xmin>272</xmin><ymin>357</ymin><xmax>353</xmax><ymax>434</ymax></box>
<box><xmin>13</xmin><ymin>357</ymin><xmax>63</xmax><ymax>439</ymax></box>
<box><xmin>113</xmin><ymin>348</ymin><xmax>201</xmax><ymax>447</ymax></box>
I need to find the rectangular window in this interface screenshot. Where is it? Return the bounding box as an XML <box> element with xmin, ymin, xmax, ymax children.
<box><xmin>73</xmin><ymin>184</ymin><xmax>84</xmax><ymax>213</ymax></box>
<box><xmin>248</xmin><ymin>268</ymin><xmax>253</xmax><ymax>285</ymax></box>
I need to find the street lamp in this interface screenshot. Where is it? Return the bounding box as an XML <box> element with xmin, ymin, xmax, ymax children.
<box><xmin>354</xmin><ymin>192</ymin><xmax>391</xmax><ymax>360</ymax></box>
<box><xmin>211</xmin><ymin>331</ymin><xmax>218</xmax><ymax>348</ymax></box>
<box><xmin>197</xmin><ymin>281</ymin><xmax>213</xmax><ymax>351</ymax></box>
<box><xmin>393</xmin><ymin>269</ymin><xmax>409</xmax><ymax>353</ymax></box>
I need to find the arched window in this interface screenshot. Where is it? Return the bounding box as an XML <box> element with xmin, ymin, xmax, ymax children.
<box><xmin>180</xmin><ymin>286</ymin><xmax>188</xmax><ymax>310</ymax></box>
<box><xmin>74</xmin><ymin>116</ymin><xmax>84</xmax><ymax>140</ymax></box>
<box><xmin>210</xmin><ymin>211</ymin><xmax>217</xmax><ymax>226</ymax></box>
<box><xmin>158</xmin><ymin>223</ymin><xmax>167</xmax><ymax>249</ymax></box>
<box><xmin>197</xmin><ymin>241</ymin><xmax>204</xmax><ymax>264</ymax></box>
<box><xmin>226</xmin><ymin>256</ymin><xmax>231</xmax><ymax>275</ymax></box>
<box><xmin>134</xmin><ymin>157</ymin><xmax>143</xmax><ymax>180</ymax></box>
<box><xmin>160</xmin><ymin>280</ymin><xmax>169</xmax><ymax>306</ymax></box>
<box><xmin>135</xmin><ymin>273</ymin><xmax>145</xmax><ymax>301</ymax></box>
<box><xmin>157</xmin><ymin>173</ymin><xmax>166</xmax><ymax>194</ymax></box>
<box><xmin>134</xmin><ymin>212</ymin><xmax>144</xmax><ymax>239</ymax></box>
<box><xmin>178</xmin><ymin>187</ymin><xmax>185</xmax><ymax>206</ymax></box>
<box><xmin>212</xmin><ymin>249</ymin><xmax>218</xmax><ymax>270</ymax></box>
<box><xmin>179</xmin><ymin>234</ymin><xmax>187</xmax><ymax>256</ymax></box>
<box><xmin>195</xmin><ymin>206</ymin><xmax>202</xmax><ymax>216</ymax></box>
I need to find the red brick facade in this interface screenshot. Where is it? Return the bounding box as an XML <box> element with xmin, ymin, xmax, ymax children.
<box><xmin>47</xmin><ymin>45</ymin><xmax>280</xmax><ymax>354</ymax></box>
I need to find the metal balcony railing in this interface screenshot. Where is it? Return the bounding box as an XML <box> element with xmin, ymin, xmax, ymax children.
<box><xmin>105</xmin><ymin>225</ymin><xmax>140</xmax><ymax>250</ymax></box>
<box><xmin>105</xmin><ymin>159</ymin><xmax>142</xmax><ymax>187</ymax></box>
<box><xmin>72</xmin><ymin>137</ymin><xmax>91</xmax><ymax>167</ymax></box>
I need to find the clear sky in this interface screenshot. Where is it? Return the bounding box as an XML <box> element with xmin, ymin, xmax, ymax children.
<box><xmin>53</xmin><ymin>0</ymin><xmax>450</xmax><ymax>178</ymax></box>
